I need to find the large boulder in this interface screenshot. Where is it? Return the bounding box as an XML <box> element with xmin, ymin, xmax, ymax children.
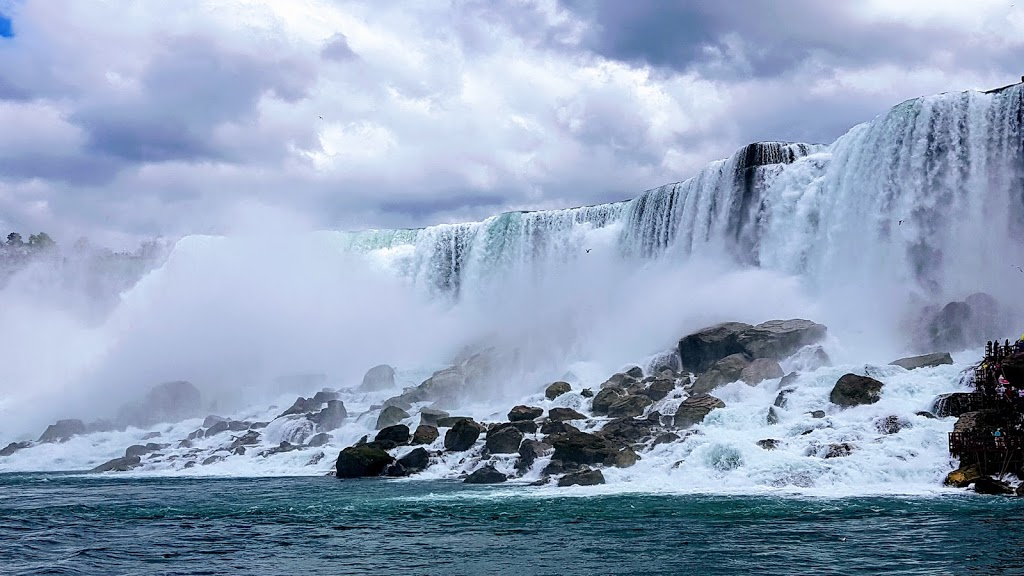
<box><xmin>116</xmin><ymin>381</ymin><xmax>203</xmax><ymax>427</ymax></box>
<box><xmin>464</xmin><ymin>465</ymin><xmax>507</xmax><ymax>484</ymax></box>
<box><xmin>336</xmin><ymin>445</ymin><xmax>394</xmax><ymax>478</ymax></box>
<box><xmin>485</xmin><ymin>426</ymin><xmax>524</xmax><ymax>454</ymax></box>
<box><xmin>735</xmin><ymin>320</ymin><xmax>827</xmax><ymax>361</ymax></box>
<box><xmin>674</xmin><ymin>394</ymin><xmax>725</xmax><ymax>428</ymax></box>
<box><xmin>545</xmin><ymin>381</ymin><xmax>572</xmax><ymax>400</ymax></box>
<box><xmin>691</xmin><ymin>354</ymin><xmax>750</xmax><ymax>394</ymax></box>
<box><xmin>38</xmin><ymin>419</ymin><xmax>86</xmax><ymax>443</ymax></box>
<box><xmin>678</xmin><ymin>322</ymin><xmax>752</xmax><ymax>373</ymax></box>
<box><xmin>91</xmin><ymin>455</ymin><xmax>141</xmax><ymax>473</ymax></box>
<box><xmin>360</xmin><ymin>364</ymin><xmax>396</xmax><ymax>391</ymax></box>
<box><xmin>418</xmin><ymin>408</ymin><xmax>449</xmax><ymax>427</ymax></box>
<box><xmin>375</xmin><ymin>424</ymin><xmax>411</xmax><ymax>446</ymax></box>
<box><xmin>397</xmin><ymin>447</ymin><xmax>430</xmax><ymax>473</ymax></box>
<box><xmin>740</xmin><ymin>358</ymin><xmax>785</xmax><ymax>385</ymax></box>
<box><xmin>558</xmin><ymin>468</ymin><xmax>605</xmax><ymax>487</ymax></box>
<box><xmin>889</xmin><ymin>353</ymin><xmax>953</xmax><ymax>370</ymax></box>
<box><xmin>376</xmin><ymin>405</ymin><xmax>410</xmax><ymax>430</ymax></box>
<box><xmin>551</xmin><ymin>430</ymin><xmax>636</xmax><ymax>468</ymax></box>
<box><xmin>829</xmin><ymin>374</ymin><xmax>884</xmax><ymax>407</ymax></box>
<box><xmin>599</xmin><ymin>417</ymin><xmax>657</xmax><ymax>445</ymax></box>
<box><xmin>548</xmin><ymin>407</ymin><xmax>586</xmax><ymax>421</ymax></box>
<box><xmin>606</xmin><ymin>395</ymin><xmax>653</xmax><ymax>418</ymax></box>
<box><xmin>944</xmin><ymin>465</ymin><xmax>982</xmax><ymax>488</ymax></box>
<box><xmin>508</xmin><ymin>405</ymin><xmax>544</xmax><ymax>422</ymax></box>
<box><xmin>411</xmin><ymin>425</ymin><xmax>439</xmax><ymax>445</ymax></box>
<box><xmin>591</xmin><ymin>388</ymin><xmax>625</xmax><ymax>415</ymax></box>
<box><xmin>518</xmin><ymin>439</ymin><xmax>550</xmax><ymax>470</ymax></box>
<box><xmin>312</xmin><ymin>400</ymin><xmax>347</xmax><ymax>430</ymax></box>
<box><xmin>642</xmin><ymin>379</ymin><xmax>675</xmax><ymax>401</ymax></box>
<box><xmin>444</xmin><ymin>419</ymin><xmax>483</xmax><ymax>451</ymax></box>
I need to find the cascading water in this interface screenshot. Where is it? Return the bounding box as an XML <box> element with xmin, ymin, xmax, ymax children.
<box><xmin>1</xmin><ymin>85</ymin><xmax>1022</xmax><ymax>493</ymax></box>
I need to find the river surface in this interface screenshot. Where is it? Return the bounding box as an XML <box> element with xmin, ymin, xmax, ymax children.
<box><xmin>1</xmin><ymin>473</ymin><xmax>1020</xmax><ymax>575</ymax></box>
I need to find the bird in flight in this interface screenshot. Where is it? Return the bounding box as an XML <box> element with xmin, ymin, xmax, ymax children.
<box><xmin>585</xmin><ymin>248</ymin><xmax>592</xmax><ymax>253</ymax></box>
<box><xmin>898</xmin><ymin>220</ymin><xmax>904</xmax><ymax>226</ymax></box>
<box><xmin>1013</xmin><ymin>265</ymin><xmax>1023</xmax><ymax>273</ymax></box>
<box><xmin>319</xmin><ymin>115</ymin><xmax>324</xmax><ymax>119</ymax></box>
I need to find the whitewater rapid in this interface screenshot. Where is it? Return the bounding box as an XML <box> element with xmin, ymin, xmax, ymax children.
<box><xmin>0</xmin><ymin>85</ymin><xmax>1021</xmax><ymax>494</ymax></box>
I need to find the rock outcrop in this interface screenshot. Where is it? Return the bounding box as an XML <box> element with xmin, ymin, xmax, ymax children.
<box><xmin>550</xmin><ymin>430</ymin><xmax>637</xmax><ymax>468</ymax></box>
<box><xmin>92</xmin><ymin>455</ymin><xmax>141</xmax><ymax>473</ymax></box>
<box><xmin>678</xmin><ymin>319</ymin><xmax>827</xmax><ymax>374</ymax></box>
<box><xmin>691</xmin><ymin>353</ymin><xmax>750</xmax><ymax>394</ymax></box>
<box><xmin>38</xmin><ymin>419</ymin><xmax>86</xmax><ymax>443</ymax></box>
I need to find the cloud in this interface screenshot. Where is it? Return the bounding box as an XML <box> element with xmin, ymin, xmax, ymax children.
<box><xmin>0</xmin><ymin>0</ymin><xmax>1022</xmax><ymax>245</ymax></box>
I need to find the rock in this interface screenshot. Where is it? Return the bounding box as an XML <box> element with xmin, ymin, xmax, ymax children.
<box><xmin>141</xmin><ymin>432</ymin><xmax>161</xmax><ymax>440</ymax></box>
<box><xmin>944</xmin><ymin>465</ymin><xmax>981</xmax><ymax>487</ymax></box>
<box><xmin>124</xmin><ymin>443</ymin><xmax>164</xmax><ymax>458</ymax></box>
<box><xmin>889</xmin><ymin>352</ymin><xmax>954</xmax><ymax>370</ymax></box>
<box><xmin>485</xmin><ymin>426</ymin><xmax>524</xmax><ymax>454</ymax></box>
<box><xmin>551</xmin><ymin>430</ymin><xmax>636</xmax><ymax>468</ymax></box>
<box><xmin>540</xmin><ymin>421</ymin><xmax>580</xmax><ymax>437</ymax></box>
<box><xmin>673</xmin><ymin>394</ymin><xmax>725</xmax><ymax>428</ymax></box>
<box><xmin>600</xmin><ymin>373</ymin><xmax>636</xmax><ymax>390</ymax></box>
<box><xmin>249</xmin><ymin>422</ymin><xmax>269</xmax><ymax>430</ymax></box>
<box><xmin>383</xmin><ymin>397</ymin><xmax>413</xmax><ymax>411</ymax></box>
<box><xmin>808</xmin><ymin>410</ymin><xmax>826</xmax><ymax>419</ymax></box>
<box><xmin>202</xmin><ymin>455</ymin><xmax>225</xmax><ymax>466</ymax></box>
<box><xmin>91</xmin><ymin>455</ymin><xmax>141</xmax><ymax>473</ymax></box>
<box><xmin>625</xmin><ymin>366</ymin><xmax>644</xmax><ymax>379</ymax></box>
<box><xmin>599</xmin><ymin>417</ymin><xmax>656</xmax><ymax>445</ymax></box>
<box><xmin>691</xmin><ymin>354</ymin><xmax>751</xmax><ymax>394</ymax></box>
<box><xmin>177</xmin><ymin>440</ymin><xmax>193</xmax><ymax>449</ymax></box>
<box><xmin>306</xmin><ymin>433</ymin><xmax>331</xmax><ymax>447</ymax></box>
<box><xmin>411</xmin><ymin>425</ymin><xmax>439</xmax><ymax>445</ymax></box>
<box><xmin>823</xmin><ymin>443</ymin><xmax>854</xmax><ymax>458</ymax></box>
<box><xmin>436</xmin><ymin>416</ymin><xmax>473</xmax><ymax>428</ymax></box>
<box><xmin>311</xmin><ymin>390</ymin><xmax>340</xmax><ymax>405</ymax></box>
<box><xmin>360</xmin><ymin>364</ymin><xmax>396</xmax><ymax>391</ymax></box>
<box><xmin>735</xmin><ymin>319</ymin><xmax>828</xmax><ymax>361</ymax></box>
<box><xmin>336</xmin><ymin>444</ymin><xmax>394</xmax><ymax>478</ymax></box>
<box><xmin>548</xmin><ymin>407</ymin><xmax>586</xmax><ymax>421</ymax></box>
<box><xmin>914</xmin><ymin>293</ymin><xmax>1007</xmax><ymax>353</ymax></box>
<box><xmin>829</xmin><ymin>374</ymin><xmax>884</xmax><ymax>407</ymax></box>
<box><xmin>376</xmin><ymin>406</ymin><xmax>410</xmax><ymax>430</ymax></box>
<box><xmin>418</xmin><ymin>408</ymin><xmax>449</xmax><ymax>427</ymax></box>
<box><xmin>545</xmin><ymin>381</ymin><xmax>572</xmax><ymax>400</ymax></box>
<box><xmin>875</xmin><ymin>415</ymin><xmax>909</xmax><ymax>434</ymax></box>
<box><xmin>558</xmin><ymin>468</ymin><xmax>605</xmax><ymax>487</ymax></box>
<box><xmin>0</xmin><ymin>441</ymin><xmax>31</xmax><ymax>457</ymax></box>
<box><xmin>312</xmin><ymin>400</ymin><xmax>347</xmax><ymax>431</ymax></box>
<box><xmin>261</xmin><ymin>441</ymin><xmax>301</xmax><ymax>457</ymax></box>
<box><xmin>766</xmin><ymin>407</ymin><xmax>780</xmax><ymax>425</ymax></box>
<box><xmin>678</xmin><ymin>322</ymin><xmax>753</xmax><ymax>373</ymax></box>
<box><xmin>916</xmin><ymin>411</ymin><xmax>937</xmax><ymax>419</ymax></box>
<box><xmin>757</xmin><ymin>439</ymin><xmax>780</xmax><ymax>450</ymax></box>
<box><xmin>116</xmin><ymin>381</ymin><xmax>202</xmax><ymax>427</ymax></box>
<box><xmin>38</xmin><ymin>419</ymin><xmax>86</xmax><ymax>443</ymax></box>
<box><xmin>974</xmin><ymin>476</ymin><xmax>1014</xmax><ymax>495</ymax></box>
<box><xmin>229</xmin><ymin>431</ymin><xmax>261</xmax><ymax>451</ymax></box>
<box><xmin>932</xmin><ymin>393</ymin><xmax>982</xmax><ymax>418</ymax></box>
<box><xmin>397</xmin><ymin>447</ymin><xmax>430</xmax><ymax>472</ymax></box>
<box><xmin>206</xmin><ymin>420</ymin><xmax>231</xmax><ymax>437</ymax></box>
<box><xmin>508</xmin><ymin>420</ymin><xmax>538</xmax><ymax>434</ymax></box>
<box><xmin>508</xmin><ymin>405</ymin><xmax>544</xmax><ymax>422</ymax></box>
<box><xmin>444</xmin><ymin>419</ymin><xmax>483</xmax><ymax>451</ymax></box>
<box><xmin>187</xmin><ymin>429</ymin><xmax>204</xmax><ymax>440</ymax></box>
<box><xmin>375</xmin><ymin>425</ymin><xmax>411</xmax><ymax>446</ymax></box>
<box><xmin>580</xmin><ymin>388</ymin><xmax>594</xmax><ymax>398</ymax></box>
<box><xmin>740</xmin><ymin>358</ymin><xmax>785</xmax><ymax>385</ymax></box>
<box><xmin>591</xmin><ymin>388</ymin><xmax>626</xmax><ymax>415</ymax></box>
<box><xmin>306</xmin><ymin>452</ymin><xmax>325</xmax><ymax>466</ymax></box>
<box><xmin>203</xmin><ymin>415</ymin><xmax>226</xmax><ymax>428</ymax></box>
<box><xmin>517</xmin><ymin>439</ymin><xmax>550</xmax><ymax>470</ymax></box>
<box><xmin>606</xmin><ymin>395</ymin><xmax>653</xmax><ymax>418</ymax></box>
<box><xmin>780</xmin><ymin>372</ymin><xmax>799</xmax><ymax>386</ymax></box>
<box><xmin>774</xmin><ymin>388</ymin><xmax>794</xmax><ymax>408</ymax></box>
<box><xmin>653</xmin><ymin>432</ymin><xmax>680</xmax><ymax>446</ymax></box>
<box><xmin>643</xmin><ymin>379</ymin><xmax>675</xmax><ymax>401</ymax></box>
<box><xmin>464</xmin><ymin>465</ymin><xmax>507</xmax><ymax>484</ymax></box>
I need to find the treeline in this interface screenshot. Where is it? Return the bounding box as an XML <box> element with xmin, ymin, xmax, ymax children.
<box><xmin>4</xmin><ymin>231</ymin><xmax>56</xmax><ymax>250</ymax></box>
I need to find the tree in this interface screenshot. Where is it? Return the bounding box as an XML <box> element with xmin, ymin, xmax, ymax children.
<box><xmin>5</xmin><ymin>232</ymin><xmax>22</xmax><ymax>246</ymax></box>
<box><xmin>27</xmin><ymin>232</ymin><xmax>55</xmax><ymax>249</ymax></box>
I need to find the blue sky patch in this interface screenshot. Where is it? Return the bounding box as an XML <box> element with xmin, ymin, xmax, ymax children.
<box><xmin>0</xmin><ymin>13</ymin><xmax>12</xmax><ymax>38</ymax></box>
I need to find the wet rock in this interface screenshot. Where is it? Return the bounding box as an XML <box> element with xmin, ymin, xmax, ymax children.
<box><xmin>307</xmin><ymin>433</ymin><xmax>332</xmax><ymax>447</ymax></box>
<box><xmin>741</xmin><ymin>358</ymin><xmax>785</xmax><ymax>385</ymax></box>
<box><xmin>142</xmin><ymin>432</ymin><xmax>162</xmax><ymax>441</ymax></box>
<box><xmin>177</xmin><ymin>440</ymin><xmax>193</xmax><ymax>449</ymax></box>
<box><xmin>678</xmin><ymin>322</ymin><xmax>753</xmax><ymax>373</ymax></box>
<box><xmin>312</xmin><ymin>400</ymin><xmax>347</xmax><ymax>431</ymax></box>
<box><xmin>91</xmin><ymin>455</ymin><xmax>141</xmax><ymax>473</ymax></box>
<box><xmin>558</xmin><ymin>468</ymin><xmax>605</xmax><ymax>487</ymax></box>
<box><xmin>580</xmin><ymin>388</ymin><xmax>594</xmax><ymax>398</ymax></box>
<box><xmin>830</xmin><ymin>374</ymin><xmax>884</xmax><ymax>407</ymax></box>
<box><xmin>591</xmin><ymin>387</ymin><xmax>626</xmax><ymax>415</ymax></box>
<box><xmin>545</xmin><ymin>381</ymin><xmax>572</xmax><ymax>400</ymax></box>
<box><xmin>336</xmin><ymin>444</ymin><xmax>394</xmax><ymax>478</ymax></box>
<box><xmin>890</xmin><ymin>352</ymin><xmax>953</xmax><ymax>370</ymax></box>
<box><xmin>418</xmin><ymin>408</ymin><xmax>449</xmax><ymax>427</ymax></box>
<box><xmin>202</xmin><ymin>455</ymin><xmax>225</xmax><ymax>466</ymax></box>
<box><xmin>116</xmin><ymin>381</ymin><xmax>203</xmax><ymax>427</ymax></box>
<box><xmin>464</xmin><ymin>464</ymin><xmax>507</xmax><ymax>484</ymax></box>
<box><xmin>932</xmin><ymin>393</ymin><xmax>981</xmax><ymax>418</ymax></box>
<box><xmin>280</xmin><ymin>397</ymin><xmax>320</xmax><ymax>417</ymax></box>
<box><xmin>306</xmin><ymin>451</ymin><xmax>326</xmax><ymax>466</ymax></box>
<box><xmin>383</xmin><ymin>397</ymin><xmax>412</xmax><ymax>411</ymax></box>
<box><xmin>673</xmin><ymin>394</ymin><xmax>725</xmax><ymax>428</ymax></box>
<box><xmin>625</xmin><ymin>366</ymin><xmax>644</xmax><ymax>379</ymax></box>
<box><xmin>823</xmin><ymin>443</ymin><xmax>854</xmax><ymax>459</ymax></box>
<box><xmin>411</xmin><ymin>425</ymin><xmax>439</xmax><ymax>445</ymax></box>
<box><xmin>183</xmin><ymin>461</ymin><xmax>196</xmax><ymax>469</ymax></box>
<box><xmin>0</xmin><ymin>441</ymin><xmax>31</xmax><ymax>457</ymax></box>
<box><xmin>38</xmin><ymin>419</ymin><xmax>87</xmax><ymax>443</ymax></box>
<box><xmin>808</xmin><ymin>410</ymin><xmax>826</xmax><ymax>419</ymax></box>
<box><xmin>228</xmin><ymin>421</ymin><xmax>249</xmax><ymax>432</ymax></box>
<box><xmin>125</xmin><ymin>443</ymin><xmax>164</xmax><ymax>458</ymax></box>
<box><xmin>691</xmin><ymin>354</ymin><xmax>751</xmax><ymax>394</ymax></box>
<box><xmin>436</xmin><ymin>416</ymin><xmax>473</xmax><ymax>428</ymax></box>
<box><xmin>229</xmin><ymin>431</ymin><xmax>261</xmax><ymax>451</ymax></box>
<box><xmin>397</xmin><ymin>447</ymin><xmax>430</xmax><ymax>472</ymax></box>
<box><xmin>643</xmin><ymin>379</ymin><xmax>675</xmax><ymax>401</ymax></box>
<box><xmin>757</xmin><ymin>439</ymin><xmax>780</xmax><ymax>450</ymax></box>
<box><xmin>206</xmin><ymin>420</ymin><xmax>231</xmax><ymax>437</ymax></box>
<box><xmin>944</xmin><ymin>465</ymin><xmax>981</xmax><ymax>487</ymax></box>
<box><xmin>507</xmin><ymin>420</ymin><xmax>538</xmax><ymax>434</ymax></box>
<box><xmin>517</xmin><ymin>439</ymin><xmax>550</xmax><ymax>470</ymax></box>
<box><xmin>187</xmin><ymin>429</ymin><xmax>204</xmax><ymax>440</ymax></box>
<box><xmin>312</xmin><ymin>389</ymin><xmax>340</xmax><ymax>404</ymax></box>
<box><xmin>508</xmin><ymin>405</ymin><xmax>544</xmax><ymax>422</ymax></box>
<box><xmin>376</xmin><ymin>406</ymin><xmax>410</xmax><ymax>430</ymax></box>
<box><xmin>203</xmin><ymin>415</ymin><xmax>226</xmax><ymax>428</ymax></box>
<box><xmin>607</xmin><ymin>395</ymin><xmax>653</xmax><ymax>418</ymax></box>
<box><xmin>913</xmin><ymin>293</ymin><xmax>1006</xmax><ymax>353</ymax></box>
<box><xmin>249</xmin><ymin>422</ymin><xmax>269</xmax><ymax>430</ymax></box>
<box><xmin>360</xmin><ymin>364</ymin><xmax>396</xmax><ymax>391</ymax></box>
<box><xmin>444</xmin><ymin>419</ymin><xmax>483</xmax><ymax>451</ymax></box>
<box><xmin>735</xmin><ymin>319</ymin><xmax>828</xmax><ymax>361</ymax></box>
<box><xmin>600</xmin><ymin>373</ymin><xmax>638</xmax><ymax>390</ymax></box>
<box><xmin>916</xmin><ymin>411</ymin><xmax>937</xmax><ymax>419</ymax></box>
<box><xmin>974</xmin><ymin>476</ymin><xmax>1014</xmax><ymax>495</ymax></box>
<box><xmin>875</xmin><ymin>415</ymin><xmax>909</xmax><ymax>435</ymax></box>
<box><xmin>653</xmin><ymin>432</ymin><xmax>680</xmax><ymax>446</ymax></box>
<box><xmin>375</xmin><ymin>424</ymin><xmax>411</xmax><ymax>446</ymax></box>
<box><xmin>540</xmin><ymin>421</ymin><xmax>580</xmax><ymax>437</ymax></box>
<box><xmin>551</xmin><ymin>430</ymin><xmax>636</xmax><ymax>468</ymax></box>
<box><xmin>766</xmin><ymin>407</ymin><xmax>780</xmax><ymax>425</ymax></box>
<box><xmin>485</xmin><ymin>426</ymin><xmax>524</xmax><ymax>454</ymax></box>
<box><xmin>780</xmin><ymin>372</ymin><xmax>799</xmax><ymax>387</ymax></box>
<box><xmin>548</xmin><ymin>407</ymin><xmax>586</xmax><ymax>421</ymax></box>
<box><xmin>261</xmin><ymin>441</ymin><xmax>301</xmax><ymax>457</ymax></box>
<box><xmin>599</xmin><ymin>417</ymin><xmax>656</xmax><ymax>445</ymax></box>
<box><xmin>774</xmin><ymin>388</ymin><xmax>795</xmax><ymax>409</ymax></box>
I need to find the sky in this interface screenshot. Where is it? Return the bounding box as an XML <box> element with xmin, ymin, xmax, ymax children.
<box><xmin>0</xmin><ymin>0</ymin><xmax>1022</xmax><ymax>248</ymax></box>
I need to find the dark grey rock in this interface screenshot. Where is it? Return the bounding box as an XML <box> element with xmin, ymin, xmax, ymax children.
<box><xmin>418</xmin><ymin>408</ymin><xmax>449</xmax><ymax>427</ymax></box>
<box><xmin>809</xmin><ymin>410</ymin><xmax>826</xmax><ymax>419</ymax></box>
<box><xmin>0</xmin><ymin>441</ymin><xmax>31</xmax><ymax>457</ymax></box>
<box><xmin>307</xmin><ymin>433</ymin><xmax>332</xmax><ymax>447</ymax></box>
<box><xmin>360</xmin><ymin>364</ymin><xmax>396</xmax><ymax>391</ymax></box>
<box><xmin>678</xmin><ymin>322</ymin><xmax>753</xmax><ymax>373</ymax></box>
<box><xmin>823</xmin><ymin>443</ymin><xmax>854</xmax><ymax>459</ymax></box>
<box><xmin>548</xmin><ymin>407</ymin><xmax>586</xmax><ymax>421</ymax></box>
<box><xmin>517</xmin><ymin>439</ymin><xmax>550</xmax><ymax>470</ymax></box>
<box><xmin>486</xmin><ymin>426</ymin><xmax>524</xmax><ymax>454</ymax></box>
<box><xmin>625</xmin><ymin>366</ymin><xmax>644</xmax><ymax>379</ymax></box>
<box><xmin>643</xmin><ymin>379</ymin><xmax>675</xmax><ymax>401</ymax></box>
<box><xmin>875</xmin><ymin>415</ymin><xmax>909</xmax><ymax>434</ymax></box>
<box><xmin>740</xmin><ymin>358</ymin><xmax>785</xmax><ymax>385</ymax></box>
<box><xmin>673</xmin><ymin>394</ymin><xmax>725</xmax><ymax>428</ymax></box>
<box><xmin>591</xmin><ymin>387</ymin><xmax>626</xmax><ymax>415</ymax></box>
<box><xmin>551</xmin><ymin>430</ymin><xmax>636</xmax><ymax>468</ymax></box>
<box><xmin>411</xmin><ymin>424</ymin><xmax>439</xmax><ymax>445</ymax></box>
<box><xmin>91</xmin><ymin>455</ymin><xmax>141</xmax><ymax>473</ymax></box>
<box><xmin>464</xmin><ymin>465</ymin><xmax>507</xmax><ymax>484</ymax></box>
<box><xmin>203</xmin><ymin>415</ymin><xmax>226</xmax><ymax>428</ymax></box>
<box><xmin>397</xmin><ymin>447</ymin><xmax>430</xmax><ymax>472</ymax></box>
<box><xmin>38</xmin><ymin>419</ymin><xmax>86</xmax><ymax>443</ymax></box>
<box><xmin>558</xmin><ymin>468</ymin><xmax>605</xmax><ymax>487</ymax></box>
<box><xmin>932</xmin><ymin>393</ymin><xmax>981</xmax><ymax>417</ymax></box>
<box><xmin>508</xmin><ymin>405</ymin><xmax>544</xmax><ymax>421</ymax></box>
<box><xmin>830</xmin><ymin>374</ymin><xmax>884</xmax><ymax>407</ymax></box>
<box><xmin>607</xmin><ymin>395</ymin><xmax>653</xmax><ymax>418</ymax></box>
<box><xmin>436</xmin><ymin>416</ymin><xmax>473</xmax><ymax>428</ymax></box>
<box><xmin>890</xmin><ymin>352</ymin><xmax>954</xmax><ymax>370</ymax></box>
<box><xmin>375</xmin><ymin>424</ymin><xmax>411</xmax><ymax>446</ymax></box>
<box><xmin>774</xmin><ymin>388</ymin><xmax>795</xmax><ymax>408</ymax></box>
<box><xmin>444</xmin><ymin>419</ymin><xmax>483</xmax><ymax>451</ymax></box>
<box><xmin>767</xmin><ymin>407</ymin><xmax>780</xmax><ymax>425</ymax></box>
<box><xmin>336</xmin><ymin>444</ymin><xmax>394</xmax><ymax>478</ymax></box>
<box><xmin>377</xmin><ymin>406</ymin><xmax>410</xmax><ymax>430</ymax></box>
<box><xmin>691</xmin><ymin>353</ymin><xmax>751</xmax><ymax>394</ymax></box>
<box><xmin>545</xmin><ymin>381</ymin><xmax>572</xmax><ymax>400</ymax></box>
<box><xmin>757</xmin><ymin>439</ymin><xmax>780</xmax><ymax>450</ymax></box>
